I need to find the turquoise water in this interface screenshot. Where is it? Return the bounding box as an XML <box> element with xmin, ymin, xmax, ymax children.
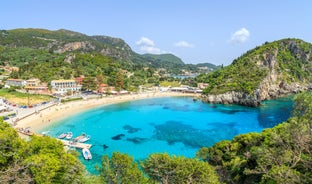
<box><xmin>40</xmin><ymin>96</ymin><xmax>293</xmax><ymax>174</ymax></box>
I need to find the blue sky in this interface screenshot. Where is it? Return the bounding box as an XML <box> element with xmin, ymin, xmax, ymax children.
<box><xmin>1</xmin><ymin>0</ymin><xmax>311</xmax><ymax>65</ymax></box>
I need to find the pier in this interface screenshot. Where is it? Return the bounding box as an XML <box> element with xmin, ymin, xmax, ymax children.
<box><xmin>16</xmin><ymin>128</ymin><xmax>92</xmax><ymax>149</ymax></box>
<box><xmin>59</xmin><ymin>139</ymin><xmax>92</xmax><ymax>149</ymax></box>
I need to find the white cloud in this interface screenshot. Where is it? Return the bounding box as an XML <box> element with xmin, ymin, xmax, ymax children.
<box><xmin>135</xmin><ymin>36</ymin><xmax>164</xmax><ymax>54</ymax></box>
<box><xmin>136</xmin><ymin>37</ymin><xmax>155</xmax><ymax>46</ymax></box>
<box><xmin>174</xmin><ymin>41</ymin><xmax>194</xmax><ymax>48</ymax></box>
<box><xmin>230</xmin><ymin>28</ymin><xmax>250</xmax><ymax>44</ymax></box>
<box><xmin>140</xmin><ymin>45</ymin><xmax>162</xmax><ymax>54</ymax></box>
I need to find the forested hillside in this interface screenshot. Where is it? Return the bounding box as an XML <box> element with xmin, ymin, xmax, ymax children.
<box><xmin>197</xmin><ymin>38</ymin><xmax>312</xmax><ymax>94</ymax></box>
<box><xmin>0</xmin><ymin>28</ymin><xmax>217</xmax><ymax>83</ymax></box>
<box><xmin>197</xmin><ymin>38</ymin><xmax>312</xmax><ymax>106</ymax></box>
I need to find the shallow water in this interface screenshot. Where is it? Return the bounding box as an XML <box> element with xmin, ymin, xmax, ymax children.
<box><xmin>40</xmin><ymin>96</ymin><xmax>293</xmax><ymax>174</ymax></box>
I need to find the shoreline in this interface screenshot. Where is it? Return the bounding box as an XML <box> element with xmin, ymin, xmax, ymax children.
<box><xmin>14</xmin><ymin>92</ymin><xmax>200</xmax><ymax>133</ymax></box>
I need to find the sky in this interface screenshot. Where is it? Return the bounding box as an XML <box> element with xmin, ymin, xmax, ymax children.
<box><xmin>1</xmin><ymin>0</ymin><xmax>312</xmax><ymax>65</ymax></box>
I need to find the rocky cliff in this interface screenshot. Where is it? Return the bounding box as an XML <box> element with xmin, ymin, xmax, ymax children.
<box><xmin>201</xmin><ymin>39</ymin><xmax>312</xmax><ymax>106</ymax></box>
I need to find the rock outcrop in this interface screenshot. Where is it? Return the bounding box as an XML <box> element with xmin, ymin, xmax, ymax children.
<box><xmin>202</xmin><ymin>91</ymin><xmax>260</xmax><ymax>107</ymax></box>
<box><xmin>54</xmin><ymin>41</ymin><xmax>96</xmax><ymax>53</ymax></box>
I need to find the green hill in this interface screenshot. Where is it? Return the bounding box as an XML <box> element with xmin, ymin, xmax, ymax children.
<box><xmin>141</xmin><ymin>53</ymin><xmax>184</xmax><ymax>73</ymax></box>
<box><xmin>197</xmin><ymin>38</ymin><xmax>312</xmax><ymax>106</ymax></box>
<box><xmin>0</xmin><ymin>28</ymin><xmax>133</xmax><ymax>60</ymax></box>
<box><xmin>0</xmin><ymin>28</ymin><xmax>218</xmax><ymax>77</ymax></box>
<box><xmin>195</xmin><ymin>62</ymin><xmax>221</xmax><ymax>70</ymax></box>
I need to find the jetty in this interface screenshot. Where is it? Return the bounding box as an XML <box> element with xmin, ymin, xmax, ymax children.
<box><xmin>15</xmin><ymin>128</ymin><xmax>92</xmax><ymax>149</ymax></box>
<box><xmin>16</xmin><ymin>127</ymin><xmax>42</xmax><ymax>137</ymax></box>
<box><xmin>59</xmin><ymin>139</ymin><xmax>92</xmax><ymax>149</ymax></box>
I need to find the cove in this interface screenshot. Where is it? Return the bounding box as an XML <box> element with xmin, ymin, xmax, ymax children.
<box><xmin>40</xmin><ymin>96</ymin><xmax>293</xmax><ymax>174</ymax></box>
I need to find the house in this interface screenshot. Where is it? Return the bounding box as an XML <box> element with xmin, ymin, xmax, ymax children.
<box><xmin>97</xmin><ymin>83</ymin><xmax>109</xmax><ymax>93</ymax></box>
<box><xmin>25</xmin><ymin>78</ymin><xmax>40</xmax><ymax>86</ymax></box>
<box><xmin>25</xmin><ymin>82</ymin><xmax>49</xmax><ymax>95</ymax></box>
<box><xmin>5</xmin><ymin>78</ymin><xmax>26</xmax><ymax>87</ymax></box>
<box><xmin>197</xmin><ymin>83</ymin><xmax>209</xmax><ymax>89</ymax></box>
<box><xmin>97</xmin><ymin>83</ymin><xmax>116</xmax><ymax>94</ymax></box>
<box><xmin>75</xmin><ymin>75</ymin><xmax>84</xmax><ymax>85</ymax></box>
<box><xmin>25</xmin><ymin>78</ymin><xmax>49</xmax><ymax>94</ymax></box>
<box><xmin>51</xmin><ymin>79</ymin><xmax>81</xmax><ymax>95</ymax></box>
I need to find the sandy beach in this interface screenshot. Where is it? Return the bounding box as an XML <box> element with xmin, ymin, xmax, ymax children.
<box><xmin>14</xmin><ymin>92</ymin><xmax>200</xmax><ymax>133</ymax></box>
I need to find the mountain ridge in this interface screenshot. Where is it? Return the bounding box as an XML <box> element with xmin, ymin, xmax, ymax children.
<box><xmin>0</xmin><ymin>28</ymin><xmax>218</xmax><ymax>73</ymax></box>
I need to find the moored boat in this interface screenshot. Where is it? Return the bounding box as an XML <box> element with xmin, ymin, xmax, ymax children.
<box><xmin>41</xmin><ymin>131</ymin><xmax>50</xmax><ymax>136</ymax></box>
<box><xmin>73</xmin><ymin>133</ymin><xmax>86</xmax><ymax>142</ymax></box>
<box><xmin>82</xmin><ymin>148</ymin><xmax>92</xmax><ymax>160</ymax></box>
<box><xmin>66</xmin><ymin>132</ymin><xmax>73</xmax><ymax>139</ymax></box>
<box><xmin>77</xmin><ymin>135</ymin><xmax>91</xmax><ymax>143</ymax></box>
<box><xmin>58</xmin><ymin>132</ymin><xmax>68</xmax><ymax>139</ymax></box>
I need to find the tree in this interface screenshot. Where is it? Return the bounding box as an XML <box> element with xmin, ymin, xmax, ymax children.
<box><xmin>0</xmin><ymin>119</ymin><xmax>85</xmax><ymax>184</ymax></box>
<box><xmin>141</xmin><ymin>153</ymin><xmax>220</xmax><ymax>184</ymax></box>
<box><xmin>0</xmin><ymin>118</ymin><xmax>30</xmax><ymax>183</ymax></box>
<box><xmin>25</xmin><ymin>136</ymin><xmax>85</xmax><ymax>183</ymax></box>
<box><xmin>99</xmin><ymin>152</ymin><xmax>148</xmax><ymax>184</ymax></box>
<box><xmin>96</xmin><ymin>74</ymin><xmax>105</xmax><ymax>85</ymax></box>
<box><xmin>115</xmin><ymin>71</ymin><xmax>124</xmax><ymax>91</ymax></box>
<box><xmin>82</xmin><ymin>77</ymin><xmax>97</xmax><ymax>91</ymax></box>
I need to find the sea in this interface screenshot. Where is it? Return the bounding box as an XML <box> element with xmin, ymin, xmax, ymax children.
<box><xmin>40</xmin><ymin>95</ymin><xmax>294</xmax><ymax>174</ymax></box>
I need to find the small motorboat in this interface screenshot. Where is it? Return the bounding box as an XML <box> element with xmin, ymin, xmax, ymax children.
<box><xmin>73</xmin><ymin>133</ymin><xmax>86</xmax><ymax>142</ymax></box>
<box><xmin>66</xmin><ymin>132</ymin><xmax>73</xmax><ymax>139</ymax></box>
<box><xmin>82</xmin><ymin>148</ymin><xmax>92</xmax><ymax>160</ymax></box>
<box><xmin>77</xmin><ymin>135</ymin><xmax>91</xmax><ymax>143</ymax></box>
<box><xmin>41</xmin><ymin>131</ymin><xmax>50</xmax><ymax>136</ymax></box>
<box><xmin>58</xmin><ymin>132</ymin><xmax>68</xmax><ymax>139</ymax></box>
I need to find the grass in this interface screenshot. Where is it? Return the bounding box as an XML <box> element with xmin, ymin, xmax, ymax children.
<box><xmin>61</xmin><ymin>97</ymin><xmax>82</xmax><ymax>103</ymax></box>
<box><xmin>160</xmin><ymin>81</ymin><xmax>181</xmax><ymax>87</ymax></box>
<box><xmin>0</xmin><ymin>88</ymin><xmax>54</xmax><ymax>106</ymax></box>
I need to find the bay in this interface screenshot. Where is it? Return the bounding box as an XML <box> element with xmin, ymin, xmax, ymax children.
<box><xmin>40</xmin><ymin>96</ymin><xmax>293</xmax><ymax>174</ymax></box>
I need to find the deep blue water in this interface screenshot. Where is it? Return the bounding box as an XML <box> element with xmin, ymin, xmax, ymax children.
<box><xmin>40</xmin><ymin>96</ymin><xmax>293</xmax><ymax>174</ymax></box>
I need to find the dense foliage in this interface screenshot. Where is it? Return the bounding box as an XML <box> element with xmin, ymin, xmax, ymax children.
<box><xmin>99</xmin><ymin>152</ymin><xmax>149</xmax><ymax>184</ymax></box>
<box><xmin>141</xmin><ymin>153</ymin><xmax>220</xmax><ymax>184</ymax></box>
<box><xmin>197</xmin><ymin>38</ymin><xmax>312</xmax><ymax>95</ymax></box>
<box><xmin>99</xmin><ymin>152</ymin><xmax>220</xmax><ymax>184</ymax></box>
<box><xmin>197</xmin><ymin>61</ymin><xmax>268</xmax><ymax>94</ymax></box>
<box><xmin>0</xmin><ymin>120</ymin><xmax>86</xmax><ymax>183</ymax></box>
<box><xmin>197</xmin><ymin>92</ymin><xmax>312</xmax><ymax>184</ymax></box>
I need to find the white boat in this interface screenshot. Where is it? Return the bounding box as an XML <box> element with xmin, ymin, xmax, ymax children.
<box><xmin>41</xmin><ymin>131</ymin><xmax>50</xmax><ymax>136</ymax></box>
<box><xmin>73</xmin><ymin>133</ymin><xmax>86</xmax><ymax>142</ymax></box>
<box><xmin>58</xmin><ymin>132</ymin><xmax>68</xmax><ymax>139</ymax></box>
<box><xmin>66</xmin><ymin>132</ymin><xmax>73</xmax><ymax>139</ymax></box>
<box><xmin>82</xmin><ymin>148</ymin><xmax>92</xmax><ymax>160</ymax></box>
<box><xmin>77</xmin><ymin>135</ymin><xmax>91</xmax><ymax>143</ymax></box>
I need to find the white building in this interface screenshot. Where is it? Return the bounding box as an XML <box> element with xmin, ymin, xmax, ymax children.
<box><xmin>5</xmin><ymin>78</ymin><xmax>26</xmax><ymax>87</ymax></box>
<box><xmin>51</xmin><ymin>79</ymin><xmax>81</xmax><ymax>95</ymax></box>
